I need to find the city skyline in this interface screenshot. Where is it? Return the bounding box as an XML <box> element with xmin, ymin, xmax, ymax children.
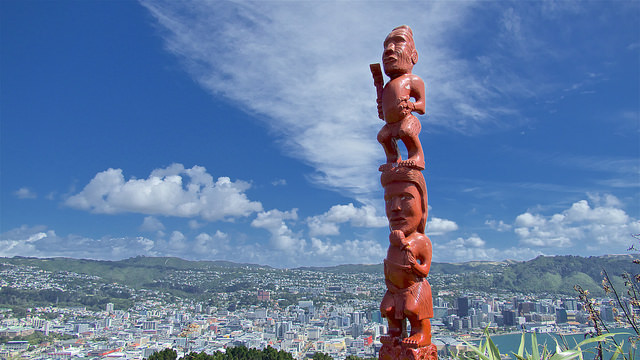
<box><xmin>1</xmin><ymin>1</ymin><xmax>639</xmax><ymax>267</ymax></box>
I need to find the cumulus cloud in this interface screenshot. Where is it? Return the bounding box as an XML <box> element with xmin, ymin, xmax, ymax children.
<box><xmin>251</xmin><ymin>209</ymin><xmax>303</xmax><ymax>252</ymax></box>
<box><xmin>514</xmin><ymin>194</ymin><xmax>639</xmax><ymax>250</ymax></box>
<box><xmin>0</xmin><ymin>225</ymin><xmax>239</xmax><ymax>262</ymax></box>
<box><xmin>140</xmin><ymin>216</ymin><xmax>165</xmax><ymax>232</ymax></box>
<box><xmin>0</xmin><ymin>225</ymin><xmax>158</xmax><ymax>260</ymax></box>
<box><xmin>426</xmin><ymin>217</ymin><xmax>459</xmax><ymax>235</ymax></box>
<box><xmin>309</xmin><ymin>238</ymin><xmax>385</xmax><ymax>265</ymax></box>
<box><xmin>192</xmin><ymin>231</ymin><xmax>229</xmax><ymax>257</ymax></box>
<box><xmin>307</xmin><ymin>203</ymin><xmax>387</xmax><ymax>237</ymax></box>
<box><xmin>432</xmin><ymin>234</ymin><xmax>543</xmax><ymax>263</ymax></box>
<box><xmin>15</xmin><ymin>187</ymin><xmax>36</xmax><ymax>199</ymax></box>
<box><xmin>65</xmin><ymin>164</ymin><xmax>262</xmax><ymax>221</ymax></box>
<box><xmin>168</xmin><ymin>231</ymin><xmax>187</xmax><ymax>251</ymax></box>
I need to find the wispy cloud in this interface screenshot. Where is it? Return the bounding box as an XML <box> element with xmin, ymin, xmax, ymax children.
<box><xmin>138</xmin><ymin>1</ymin><xmax>537</xmax><ymax>200</ymax></box>
<box><xmin>496</xmin><ymin>145</ymin><xmax>640</xmax><ymax>179</ymax></box>
<box><xmin>14</xmin><ymin>187</ymin><xmax>36</xmax><ymax>199</ymax></box>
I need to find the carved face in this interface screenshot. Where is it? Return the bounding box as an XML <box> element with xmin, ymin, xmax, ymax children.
<box><xmin>384</xmin><ymin>181</ymin><xmax>423</xmax><ymax>236</ymax></box>
<box><xmin>382</xmin><ymin>29</ymin><xmax>416</xmax><ymax>77</ymax></box>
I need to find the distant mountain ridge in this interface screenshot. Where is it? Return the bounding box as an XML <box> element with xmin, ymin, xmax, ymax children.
<box><xmin>2</xmin><ymin>254</ymin><xmax>637</xmax><ymax>315</ymax></box>
<box><xmin>4</xmin><ymin>253</ymin><xmax>637</xmax><ymax>274</ymax></box>
<box><xmin>3</xmin><ymin>254</ymin><xmax>638</xmax><ymax>296</ymax></box>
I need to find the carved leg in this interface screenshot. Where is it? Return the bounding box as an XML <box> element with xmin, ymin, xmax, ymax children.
<box><xmin>378</xmin><ymin>126</ymin><xmax>401</xmax><ymax>166</ymax></box>
<box><xmin>398</xmin><ymin>117</ymin><xmax>425</xmax><ymax>170</ymax></box>
<box><xmin>402</xmin><ymin>318</ymin><xmax>431</xmax><ymax>348</ymax></box>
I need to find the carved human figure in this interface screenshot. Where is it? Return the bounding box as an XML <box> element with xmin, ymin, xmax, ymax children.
<box><xmin>375</xmin><ymin>25</ymin><xmax>426</xmax><ymax>171</ymax></box>
<box><xmin>380</xmin><ymin>167</ymin><xmax>433</xmax><ymax>348</ymax></box>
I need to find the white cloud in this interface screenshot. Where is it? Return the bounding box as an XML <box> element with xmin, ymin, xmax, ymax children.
<box><xmin>251</xmin><ymin>209</ymin><xmax>303</xmax><ymax>252</ymax></box>
<box><xmin>0</xmin><ymin>225</ymin><xmax>158</xmax><ymax>260</ymax></box>
<box><xmin>307</xmin><ymin>203</ymin><xmax>387</xmax><ymax>237</ymax></box>
<box><xmin>310</xmin><ymin>238</ymin><xmax>385</xmax><ymax>265</ymax></box>
<box><xmin>139</xmin><ymin>1</ymin><xmax>532</xmax><ymax>200</ymax></box>
<box><xmin>485</xmin><ymin>219</ymin><xmax>512</xmax><ymax>232</ymax></box>
<box><xmin>426</xmin><ymin>217</ymin><xmax>459</xmax><ymax>235</ymax></box>
<box><xmin>515</xmin><ymin>212</ymin><xmax>546</xmax><ymax>227</ymax></box>
<box><xmin>188</xmin><ymin>220</ymin><xmax>203</xmax><ymax>229</ymax></box>
<box><xmin>65</xmin><ymin>164</ymin><xmax>262</xmax><ymax>221</ymax></box>
<box><xmin>307</xmin><ymin>218</ymin><xmax>340</xmax><ymax>237</ymax></box>
<box><xmin>140</xmin><ymin>216</ymin><xmax>165</xmax><ymax>232</ymax></box>
<box><xmin>168</xmin><ymin>231</ymin><xmax>186</xmax><ymax>251</ymax></box>
<box><xmin>137</xmin><ymin>237</ymin><xmax>155</xmax><ymax>252</ymax></box>
<box><xmin>445</xmin><ymin>235</ymin><xmax>486</xmax><ymax>249</ymax></box>
<box><xmin>432</xmin><ymin>234</ymin><xmax>543</xmax><ymax>263</ymax></box>
<box><xmin>0</xmin><ymin>225</ymin><xmax>240</xmax><ymax>262</ymax></box>
<box><xmin>15</xmin><ymin>187</ymin><xmax>36</xmax><ymax>199</ymax></box>
<box><xmin>513</xmin><ymin>194</ymin><xmax>640</xmax><ymax>250</ymax></box>
<box><xmin>193</xmin><ymin>231</ymin><xmax>229</xmax><ymax>257</ymax></box>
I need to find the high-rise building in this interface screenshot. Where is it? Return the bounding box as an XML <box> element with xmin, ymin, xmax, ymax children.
<box><xmin>502</xmin><ymin>309</ymin><xmax>517</xmax><ymax>326</ymax></box>
<box><xmin>276</xmin><ymin>321</ymin><xmax>291</xmax><ymax>339</ymax></box>
<box><xmin>470</xmin><ymin>314</ymin><xmax>479</xmax><ymax>329</ymax></box>
<box><xmin>562</xmin><ymin>298</ymin><xmax>578</xmax><ymax>311</ymax></box>
<box><xmin>519</xmin><ymin>302</ymin><xmax>535</xmax><ymax>315</ymax></box>
<box><xmin>433</xmin><ymin>306</ymin><xmax>448</xmax><ymax>320</ymax></box>
<box><xmin>600</xmin><ymin>305</ymin><xmax>614</xmax><ymax>322</ymax></box>
<box><xmin>352</xmin><ymin>311</ymin><xmax>362</xmax><ymax>325</ymax></box>
<box><xmin>435</xmin><ymin>297</ymin><xmax>448</xmax><ymax>308</ymax></box>
<box><xmin>106</xmin><ymin>303</ymin><xmax>114</xmax><ymax>313</ymax></box>
<box><xmin>556</xmin><ymin>308</ymin><xmax>568</xmax><ymax>323</ymax></box>
<box><xmin>457</xmin><ymin>297</ymin><xmax>469</xmax><ymax>317</ymax></box>
<box><xmin>342</xmin><ymin>315</ymin><xmax>351</xmax><ymax>327</ymax></box>
<box><xmin>371</xmin><ymin>309</ymin><xmax>382</xmax><ymax>324</ymax></box>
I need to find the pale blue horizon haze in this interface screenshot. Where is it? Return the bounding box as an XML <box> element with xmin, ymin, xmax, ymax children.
<box><xmin>1</xmin><ymin>1</ymin><xmax>639</xmax><ymax>268</ymax></box>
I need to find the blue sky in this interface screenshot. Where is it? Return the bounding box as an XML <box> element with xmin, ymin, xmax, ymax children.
<box><xmin>1</xmin><ymin>1</ymin><xmax>638</xmax><ymax>268</ymax></box>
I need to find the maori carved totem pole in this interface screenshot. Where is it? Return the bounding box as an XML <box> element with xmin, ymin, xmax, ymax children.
<box><xmin>372</xmin><ymin>26</ymin><xmax>437</xmax><ymax>360</ymax></box>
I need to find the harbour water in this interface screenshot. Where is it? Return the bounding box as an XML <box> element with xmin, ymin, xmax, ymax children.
<box><xmin>484</xmin><ymin>328</ymin><xmax>635</xmax><ymax>358</ymax></box>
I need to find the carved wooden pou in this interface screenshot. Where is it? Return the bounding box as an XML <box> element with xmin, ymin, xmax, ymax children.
<box><xmin>372</xmin><ymin>25</ymin><xmax>437</xmax><ymax>360</ymax></box>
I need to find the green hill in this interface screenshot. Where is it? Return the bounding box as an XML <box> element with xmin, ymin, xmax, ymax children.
<box><xmin>2</xmin><ymin>254</ymin><xmax>637</xmax><ymax>298</ymax></box>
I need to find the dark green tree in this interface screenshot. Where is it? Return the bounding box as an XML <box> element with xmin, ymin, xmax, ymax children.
<box><xmin>182</xmin><ymin>351</ymin><xmax>224</xmax><ymax>360</ymax></box>
<box><xmin>311</xmin><ymin>352</ymin><xmax>333</xmax><ymax>360</ymax></box>
<box><xmin>146</xmin><ymin>348</ymin><xmax>177</xmax><ymax>360</ymax></box>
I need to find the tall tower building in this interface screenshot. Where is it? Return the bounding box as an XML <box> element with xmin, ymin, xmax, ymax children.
<box><xmin>457</xmin><ymin>297</ymin><xmax>469</xmax><ymax>317</ymax></box>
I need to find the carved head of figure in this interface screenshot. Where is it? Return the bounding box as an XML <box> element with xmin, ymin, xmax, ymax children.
<box><xmin>382</xmin><ymin>25</ymin><xmax>418</xmax><ymax>78</ymax></box>
<box><xmin>381</xmin><ymin>167</ymin><xmax>428</xmax><ymax>236</ymax></box>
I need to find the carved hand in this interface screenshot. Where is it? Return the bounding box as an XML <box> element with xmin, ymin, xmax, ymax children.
<box><xmin>398</xmin><ymin>96</ymin><xmax>414</xmax><ymax>117</ymax></box>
